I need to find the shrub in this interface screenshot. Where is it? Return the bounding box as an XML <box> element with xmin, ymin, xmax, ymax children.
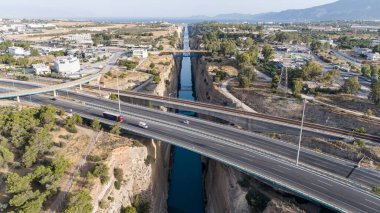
<box><xmin>354</xmin><ymin>140</ymin><xmax>366</xmax><ymax>148</ymax></box>
<box><xmin>354</xmin><ymin>127</ymin><xmax>366</xmax><ymax>134</ymax></box>
<box><xmin>114</xmin><ymin>167</ymin><xmax>124</xmax><ymax>182</ymax></box>
<box><xmin>144</xmin><ymin>155</ymin><xmax>155</xmax><ymax>166</ymax></box>
<box><xmin>373</xmin><ymin>186</ymin><xmax>380</xmax><ymax>196</ymax></box>
<box><xmin>110</xmin><ymin>93</ymin><xmax>118</xmax><ymax>101</ymax></box>
<box><xmin>132</xmin><ymin>140</ymin><xmax>144</xmax><ymax>147</ymax></box>
<box><xmin>114</xmin><ymin>181</ymin><xmax>121</xmax><ymax>190</ymax></box>
<box><xmin>245</xmin><ymin>190</ymin><xmax>270</xmax><ymax>211</ymax></box>
<box><xmin>87</xmin><ymin>155</ymin><xmax>102</xmax><ymax>162</ymax></box>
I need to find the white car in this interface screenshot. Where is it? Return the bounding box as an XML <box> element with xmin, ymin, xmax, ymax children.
<box><xmin>139</xmin><ymin>121</ymin><xmax>148</xmax><ymax>129</ymax></box>
<box><xmin>183</xmin><ymin>120</ymin><xmax>190</xmax><ymax>125</ymax></box>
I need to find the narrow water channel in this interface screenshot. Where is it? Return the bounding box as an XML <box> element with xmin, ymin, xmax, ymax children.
<box><xmin>167</xmin><ymin>26</ymin><xmax>205</xmax><ymax>213</ymax></box>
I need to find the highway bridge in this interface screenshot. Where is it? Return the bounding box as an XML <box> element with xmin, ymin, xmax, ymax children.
<box><xmin>160</xmin><ymin>50</ymin><xmax>210</xmax><ymax>57</ymax></box>
<box><xmin>1</xmin><ymin>80</ymin><xmax>380</xmax><ymax>212</ymax></box>
<box><xmin>1</xmin><ymin>78</ymin><xmax>379</xmax><ymax>143</ymax></box>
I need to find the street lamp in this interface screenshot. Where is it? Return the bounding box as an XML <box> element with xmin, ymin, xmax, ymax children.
<box><xmin>296</xmin><ymin>98</ymin><xmax>307</xmax><ymax>166</ymax></box>
<box><xmin>116</xmin><ymin>72</ymin><xmax>121</xmax><ymax>115</ymax></box>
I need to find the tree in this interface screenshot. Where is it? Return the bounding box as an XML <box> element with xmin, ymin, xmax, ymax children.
<box><xmin>221</xmin><ymin>39</ymin><xmax>237</xmax><ymax>56</ymax></box>
<box><xmin>262</xmin><ymin>44</ymin><xmax>274</xmax><ymax>64</ymax></box>
<box><xmin>158</xmin><ymin>45</ymin><xmax>164</xmax><ymax>51</ymax></box>
<box><xmin>271</xmin><ymin>74</ymin><xmax>280</xmax><ymax>92</ymax></box>
<box><xmin>6</xmin><ymin>173</ymin><xmax>32</xmax><ymax>194</ymax></box>
<box><xmin>361</xmin><ymin>64</ymin><xmax>371</xmax><ymax>77</ymax></box>
<box><xmin>368</xmin><ymin>80</ymin><xmax>380</xmax><ymax>105</ymax></box>
<box><xmin>342</xmin><ymin>76</ymin><xmax>361</xmax><ymax>94</ymax></box>
<box><xmin>310</xmin><ymin>41</ymin><xmax>322</xmax><ymax>53</ymax></box>
<box><xmin>303</xmin><ymin>61</ymin><xmax>323</xmax><ymax>81</ymax></box>
<box><xmin>238</xmin><ymin>67</ymin><xmax>256</xmax><ymax>88</ymax></box>
<box><xmin>238</xmin><ymin>76</ymin><xmax>250</xmax><ymax>88</ymax></box>
<box><xmin>110</xmin><ymin>93</ymin><xmax>118</xmax><ymax>100</ymax></box>
<box><xmin>292</xmin><ymin>79</ymin><xmax>303</xmax><ymax>98</ymax></box>
<box><xmin>52</xmin><ymin>155</ymin><xmax>70</xmax><ymax>177</ymax></box>
<box><xmin>110</xmin><ymin>123</ymin><xmax>121</xmax><ymax>135</ymax></box>
<box><xmin>30</xmin><ymin>48</ymin><xmax>40</xmax><ymax>57</ymax></box>
<box><xmin>0</xmin><ymin>145</ymin><xmax>14</xmax><ymax>167</ymax></box>
<box><xmin>321</xmin><ymin>69</ymin><xmax>340</xmax><ymax>84</ymax></box>
<box><xmin>374</xmin><ymin>44</ymin><xmax>380</xmax><ymax>53</ymax></box>
<box><xmin>92</xmin><ymin>163</ymin><xmax>110</xmax><ymax>184</ymax></box>
<box><xmin>122</xmin><ymin>206</ymin><xmax>137</xmax><ymax>213</ymax></box>
<box><xmin>91</xmin><ymin>118</ymin><xmax>102</xmax><ymax>131</ymax></box>
<box><xmin>237</xmin><ymin>53</ymin><xmax>251</xmax><ymax>68</ymax></box>
<box><xmin>64</xmin><ymin>190</ymin><xmax>93</xmax><ymax>213</ymax></box>
<box><xmin>244</xmin><ymin>37</ymin><xmax>254</xmax><ymax>49</ymax></box>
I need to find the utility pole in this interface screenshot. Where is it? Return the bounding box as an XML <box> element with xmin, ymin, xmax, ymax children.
<box><xmin>296</xmin><ymin>98</ymin><xmax>306</xmax><ymax>166</ymax></box>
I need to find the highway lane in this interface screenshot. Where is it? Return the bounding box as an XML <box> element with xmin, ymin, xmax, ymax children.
<box><xmin>21</xmin><ymin>94</ymin><xmax>380</xmax><ymax>213</ymax></box>
<box><xmin>54</xmin><ymin>89</ymin><xmax>380</xmax><ymax>187</ymax></box>
<box><xmin>2</xmin><ymin>80</ymin><xmax>380</xmax><ymax>189</ymax></box>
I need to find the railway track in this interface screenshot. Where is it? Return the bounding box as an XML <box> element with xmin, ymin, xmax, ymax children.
<box><xmin>84</xmin><ymin>85</ymin><xmax>380</xmax><ymax>142</ymax></box>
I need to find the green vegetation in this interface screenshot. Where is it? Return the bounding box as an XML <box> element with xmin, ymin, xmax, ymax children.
<box><xmin>118</xmin><ymin>60</ymin><xmax>138</xmax><ymax>70</ymax></box>
<box><xmin>245</xmin><ymin>189</ymin><xmax>270</xmax><ymax>212</ymax></box>
<box><xmin>49</xmin><ymin>50</ymin><xmax>66</xmax><ymax>57</ymax></box>
<box><xmin>368</xmin><ymin>80</ymin><xmax>380</xmax><ymax>105</ymax></box>
<box><xmin>64</xmin><ymin>113</ymin><xmax>82</xmax><ymax>133</ymax></box>
<box><xmin>342</xmin><ymin>76</ymin><xmax>361</xmax><ymax>94</ymax></box>
<box><xmin>302</xmin><ymin>61</ymin><xmax>323</xmax><ymax>81</ymax></box>
<box><xmin>354</xmin><ymin>127</ymin><xmax>366</xmax><ymax>134</ymax></box>
<box><xmin>262</xmin><ymin>44</ymin><xmax>274</xmax><ymax>64</ymax></box>
<box><xmin>238</xmin><ymin>67</ymin><xmax>256</xmax><ymax>88</ymax></box>
<box><xmin>373</xmin><ymin>186</ymin><xmax>380</xmax><ymax>196</ymax></box>
<box><xmin>337</xmin><ymin>36</ymin><xmax>372</xmax><ymax>49</ymax></box>
<box><xmin>0</xmin><ymin>54</ymin><xmax>29</xmax><ymax>67</ymax></box>
<box><xmin>110</xmin><ymin>93</ymin><xmax>118</xmax><ymax>100</ymax></box>
<box><xmin>292</xmin><ymin>79</ymin><xmax>303</xmax><ymax>98</ymax></box>
<box><xmin>354</xmin><ymin>139</ymin><xmax>366</xmax><ymax>148</ymax></box>
<box><xmin>91</xmin><ymin>162</ymin><xmax>110</xmax><ymax>184</ymax></box>
<box><xmin>91</xmin><ymin>118</ymin><xmax>102</xmax><ymax>131</ymax></box>
<box><xmin>144</xmin><ymin>155</ymin><xmax>155</xmax><ymax>166</ymax></box>
<box><xmin>0</xmin><ymin>106</ymin><xmax>71</xmax><ymax>212</ymax></box>
<box><xmin>64</xmin><ymin>190</ymin><xmax>93</xmax><ymax>213</ymax></box>
<box><xmin>110</xmin><ymin>123</ymin><xmax>121</xmax><ymax>135</ymax></box>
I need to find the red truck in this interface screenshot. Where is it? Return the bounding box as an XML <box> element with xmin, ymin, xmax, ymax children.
<box><xmin>103</xmin><ymin>111</ymin><xmax>124</xmax><ymax>122</ymax></box>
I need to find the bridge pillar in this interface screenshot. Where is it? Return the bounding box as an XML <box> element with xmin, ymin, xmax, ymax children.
<box><xmin>16</xmin><ymin>96</ymin><xmax>20</xmax><ymax>103</ymax></box>
<box><xmin>79</xmin><ymin>84</ymin><xmax>83</xmax><ymax>90</ymax></box>
<box><xmin>151</xmin><ymin>139</ymin><xmax>157</xmax><ymax>159</ymax></box>
<box><xmin>53</xmin><ymin>90</ymin><xmax>57</xmax><ymax>97</ymax></box>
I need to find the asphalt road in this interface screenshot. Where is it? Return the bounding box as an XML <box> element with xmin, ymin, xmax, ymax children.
<box><xmin>2</xmin><ymin>80</ymin><xmax>380</xmax><ymax>189</ymax></box>
<box><xmin>15</xmin><ymin>92</ymin><xmax>380</xmax><ymax>213</ymax></box>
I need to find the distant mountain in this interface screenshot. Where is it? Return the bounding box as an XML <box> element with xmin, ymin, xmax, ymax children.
<box><xmin>188</xmin><ymin>0</ymin><xmax>380</xmax><ymax>22</ymax></box>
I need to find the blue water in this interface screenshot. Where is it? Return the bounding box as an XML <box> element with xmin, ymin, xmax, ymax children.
<box><xmin>167</xmin><ymin>26</ymin><xmax>205</xmax><ymax>213</ymax></box>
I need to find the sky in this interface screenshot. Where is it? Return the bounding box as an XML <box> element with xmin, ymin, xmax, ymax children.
<box><xmin>0</xmin><ymin>0</ymin><xmax>338</xmax><ymax>18</ymax></box>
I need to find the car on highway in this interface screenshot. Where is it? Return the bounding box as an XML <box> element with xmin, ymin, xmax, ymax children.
<box><xmin>138</xmin><ymin>121</ymin><xmax>148</xmax><ymax>129</ymax></box>
<box><xmin>183</xmin><ymin>120</ymin><xmax>190</xmax><ymax>125</ymax></box>
<box><xmin>51</xmin><ymin>97</ymin><xmax>57</xmax><ymax>101</ymax></box>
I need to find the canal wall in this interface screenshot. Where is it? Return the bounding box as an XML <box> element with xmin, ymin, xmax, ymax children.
<box><xmin>189</xmin><ymin>29</ymin><xmax>248</xmax><ymax>213</ymax></box>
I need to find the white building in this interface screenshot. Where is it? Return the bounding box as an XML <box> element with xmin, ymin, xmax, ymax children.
<box><xmin>132</xmin><ymin>49</ymin><xmax>148</xmax><ymax>58</ymax></box>
<box><xmin>319</xmin><ymin>39</ymin><xmax>334</xmax><ymax>46</ymax></box>
<box><xmin>54</xmin><ymin>56</ymin><xmax>81</xmax><ymax>75</ymax></box>
<box><xmin>8</xmin><ymin>46</ymin><xmax>26</xmax><ymax>56</ymax></box>
<box><xmin>65</xmin><ymin>34</ymin><xmax>93</xmax><ymax>45</ymax></box>
<box><xmin>365</xmin><ymin>52</ymin><xmax>380</xmax><ymax>61</ymax></box>
<box><xmin>32</xmin><ymin>64</ymin><xmax>51</xmax><ymax>75</ymax></box>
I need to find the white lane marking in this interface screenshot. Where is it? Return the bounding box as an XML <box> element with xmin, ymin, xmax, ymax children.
<box><xmin>318</xmin><ymin>180</ymin><xmax>333</xmax><ymax>187</ymax></box>
<box><xmin>311</xmin><ymin>183</ymin><xmax>329</xmax><ymax>191</ymax></box>
<box><xmin>365</xmin><ymin>199</ymin><xmax>380</xmax><ymax>207</ymax></box>
<box><xmin>277</xmin><ymin>164</ymin><xmax>291</xmax><ymax>171</ymax></box>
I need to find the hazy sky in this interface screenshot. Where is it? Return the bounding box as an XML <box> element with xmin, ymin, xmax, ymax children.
<box><xmin>0</xmin><ymin>0</ymin><xmax>337</xmax><ymax>18</ymax></box>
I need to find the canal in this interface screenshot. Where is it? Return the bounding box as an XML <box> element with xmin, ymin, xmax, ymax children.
<box><xmin>167</xmin><ymin>26</ymin><xmax>205</xmax><ymax>213</ymax></box>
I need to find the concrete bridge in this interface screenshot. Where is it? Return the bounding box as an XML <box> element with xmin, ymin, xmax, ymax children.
<box><xmin>160</xmin><ymin>50</ymin><xmax>210</xmax><ymax>57</ymax></box>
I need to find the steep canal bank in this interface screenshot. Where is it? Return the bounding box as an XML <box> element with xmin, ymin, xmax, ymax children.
<box><xmin>167</xmin><ymin>26</ymin><xmax>205</xmax><ymax>213</ymax></box>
